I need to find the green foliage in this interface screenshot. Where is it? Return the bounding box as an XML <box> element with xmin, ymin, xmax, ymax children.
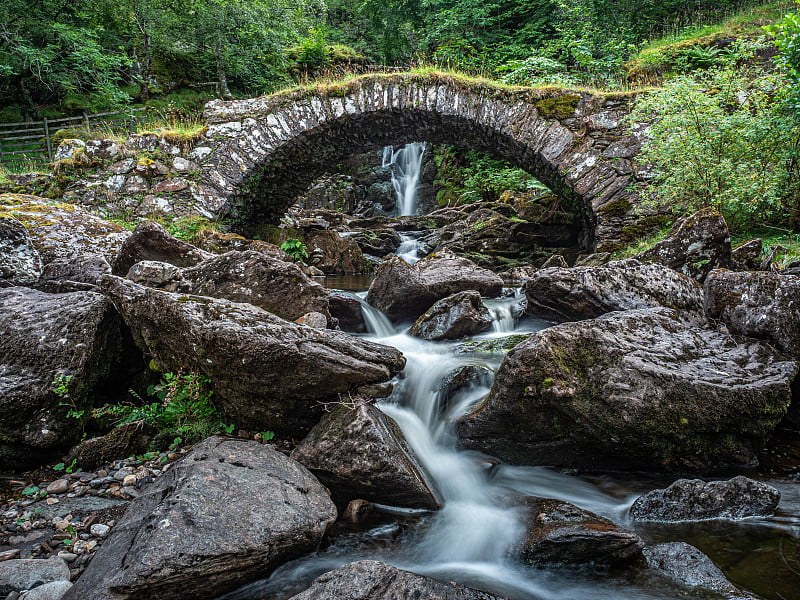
<box><xmin>629</xmin><ymin>57</ymin><xmax>800</xmax><ymax>231</ymax></box>
<box><xmin>94</xmin><ymin>371</ymin><xmax>234</xmax><ymax>444</ymax></box>
<box><xmin>766</xmin><ymin>1</ymin><xmax>800</xmax><ymax>110</ymax></box>
<box><xmin>611</xmin><ymin>227</ymin><xmax>671</xmax><ymax>259</ymax></box>
<box><xmin>53</xmin><ymin>458</ymin><xmax>79</xmax><ymax>474</ymax></box>
<box><xmin>280</xmin><ymin>237</ymin><xmax>310</xmax><ymax>261</ymax></box>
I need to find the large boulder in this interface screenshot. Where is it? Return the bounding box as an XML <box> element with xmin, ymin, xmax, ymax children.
<box><xmin>644</xmin><ymin>542</ymin><xmax>758</xmax><ymax>599</ymax></box>
<box><xmin>291</xmin><ymin>403</ymin><xmax>440</xmax><ymax>509</ymax></box>
<box><xmin>0</xmin><ymin>213</ymin><xmax>42</xmax><ymax>287</ymax></box>
<box><xmin>328</xmin><ymin>292</ymin><xmax>367</xmax><ymax>333</ymax></box>
<box><xmin>100</xmin><ymin>276</ymin><xmax>405</xmax><ymax>434</ymax></box>
<box><xmin>458</xmin><ymin>308</ymin><xmax>797</xmax><ymax>472</ymax></box>
<box><xmin>629</xmin><ymin>476</ymin><xmax>780</xmax><ymax>522</ymax></box>
<box><xmin>705</xmin><ymin>269</ymin><xmax>800</xmax><ymax>359</ymax></box>
<box><xmin>0</xmin><ymin>194</ymin><xmax>130</xmax><ymax>265</ymax></box>
<box><xmin>523</xmin><ymin>259</ymin><xmax>704</xmax><ymax>321</ymax></box>
<box><xmin>111</xmin><ymin>220</ymin><xmax>211</xmax><ymax>275</ymax></box>
<box><xmin>350</xmin><ymin>228</ymin><xmax>403</xmax><ymax>257</ymax></box>
<box><xmin>636</xmin><ymin>207</ymin><xmax>731</xmax><ymax>281</ymax></box>
<box><xmin>409</xmin><ymin>290</ymin><xmax>493</xmax><ymax>341</ymax></box>
<box><xmin>287</xmin><ymin>560</ymin><xmax>507</xmax><ymax>600</ymax></box>
<box><xmin>305</xmin><ymin>230</ymin><xmax>371</xmax><ymax>274</ymax></box>
<box><xmin>519</xmin><ymin>497</ymin><xmax>643</xmax><ymax>566</ymax></box>
<box><xmin>64</xmin><ymin>437</ymin><xmax>337</xmax><ymax>600</ymax></box>
<box><xmin>367</xmin><ymin>254</ymin><xmax>503</xmax><ymax>322</ymax></box>
<box><xmin>0</xmin><ymin>287</ymin><xmax>123</xmax><ymax>469</ymax></box>
<box><xmin>128</xmin><ymin>250</ymin><xmax>330</xmax><ymax>322</ymax></box>
<box><xmin>0</xmin><ymin>557</ymin><xmax>71</xmax><ymax>595</ymax></box>
<box><xmin>36</xmin><ymin>253</ymin><xmax>111</xmax><ymax>293</ymax></box>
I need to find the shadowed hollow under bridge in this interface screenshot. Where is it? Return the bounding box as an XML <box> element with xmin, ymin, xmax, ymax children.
<box><xmin>192</xmin><ymin>72</ymin><xmax>654</xmax><ymax>252</ymax></box>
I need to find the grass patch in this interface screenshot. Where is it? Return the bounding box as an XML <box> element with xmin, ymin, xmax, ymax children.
<box><xmin>611</xmin><ymin>227</ymin><xmax>671</xmax><ymax>259</ymax></box>
<box><xmin>732</xmin><ymin>230</ymin><xmax>800</xmax><ymax>267</ymax></box>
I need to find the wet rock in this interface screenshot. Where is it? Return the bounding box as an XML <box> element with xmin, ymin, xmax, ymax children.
<box><xmin>0</xmin><ymin>195</ymin><xmax>130</xmax><ymax>266</ymax></box>
<box><xmin>459</xmin><ymin>308</ymin><xmax>797</xmax><ymax>472</ymax></box>
<box><xmin>499</xmin><ymin>265</ymin><xmax>538</xmax><ymax>282</ymax></box>
<box><xmin>629</xmin><ymin>476</ymin><xmax>780</xmax><ymax>521</ymax></box>
<box><xmin>291</xmin><ymin>403</ymin><xmax>439</xmax><ymax>509</ymax></box>
<box><xmin>523</xmin><ymin>259</ymin><xmax>704</xmax><ymax>321</ymax></box>
<box><xmin>409</xmin><ymin>291</ymin><xmax>493</xmax><ymax>341</ymax></box>
<box><xmin>520</xmin><ymin>497</ymin><xmax>644</xmax><ymax>566</ymax></box>
<box><xmin>287</xmin><ymin>560</ymin><xmax>507</xmax><ymax>600</ymax></box>
<box><xmin>439</xmin><ymin>365</ymin><xmax>495</xmax><ymax>416</ymax></box>
<box><xmin>350</xmin><ymin>228</ymin><xmax>402</xmax><ymax>257</ymax></box>
<box><xmin>19</xmin><ymin>580</ymin><xmax>73</xmax><ymax>600</ymax></box>
<box><xmin>64</xmin><ymin>437</ymin><xmax>337</xmax><ymax>600</ymax></box>
<box><xmin>341</xmin><ymin>499</ymin><xmax>374</xmax><ymax>521</ymax></box>
<box><xmin>35</xmin><ymin>254</ymin><xmax>111</xmax><ymax>293</ymax></box>
<box><xmin>67</xmin><ymin>422</ymin><xmax>157</xmax><ymax>470</ymax></box>
<box><xmin>0</xmin><ymin>287</ymin><xmax>123</xmax><ymax>469</ymax></box>
<box><xmin>643</xmin><ymin>542</ymin><xmax>758</xmax><ymax>599</ymax></box>
<box><xmin>111</xmin><ymin>220</ymin><xmax>211</xmax><ymax>275</ymax></box>
<box><xmin>704</xmin><ymin>269</ymin><xmax>800</xmax><ymax>359</ymax></box>
<box><xmin>455</xmin><ymin>334</ymin><xmax>531</xmax><ymax>355</ymax></box>
<box><xmin>731</xmin><ymin>239</ymin><xmax>763</xmax><ymax>270</ymax></box>
<box><xmin>100</xmin><ymin>276</ymin><xmax>405</xmax><ymax>434</ymax></box>
<box><xmin>0</xmin><ymin>557</ymin><xmax>70</xmax><ymax>594</ymax></box>
<box><xmin>305</xmin><ymin>230</ymin><xmax>371</xmax><ymax>274</ymax></box>
<box><xmin>328</xmin><ymin>292</ymin><xmax>367</xmax><ymax>333</ymax></box>
<box><xmin>636</xmin><ymin>207</ymin><xmax>731</xmax><ymax>281</ymax></box>
<box><xmin>367</xmin><ymin>253</ymin><xmax>503</xmax><ymax>322</ymax></box>
<box><xmin>0</xmin><ymin>214</ymin><xmax>42</xmax><ymax>287</ymax></box>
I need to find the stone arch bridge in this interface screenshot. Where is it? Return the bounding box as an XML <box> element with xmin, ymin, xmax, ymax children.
<box><xmin>192</xmin><ymin>73</ymin><xmax>651</xmax><ymax>252</ymax></box>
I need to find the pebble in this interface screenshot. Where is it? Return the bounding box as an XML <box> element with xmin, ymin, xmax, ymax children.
<box><xmin>44</xmin><ymin>480</ymin><xmax>70</xmax><ymax>495</ymax></box>
<box><xmin>56</xmin><ymin>552</ymin><xmax>77</xmax><ymax>562</ymax></box>
<box><xmin>112</xmin><ymin>469</ymin><xmax>133</xmax><ymax>481</ymax></box>
<box><xmin>89</xmin><ymin>524</ymin><xmax>110</xmax><ymax>538</ymax></box>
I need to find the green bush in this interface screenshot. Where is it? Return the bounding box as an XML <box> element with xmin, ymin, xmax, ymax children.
<box><xmin>280</xmin><ymin>238</ymin><xmax>309</xmax><ymax>262</ymax></box>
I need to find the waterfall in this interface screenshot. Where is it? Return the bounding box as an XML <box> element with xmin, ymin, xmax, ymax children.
<box><xmin>383</xmin><ymin>142</ymin><xmax>426</xmax><ymax>217</ymax></box>
<box><xmin>395</xmin><ymin>232</ymin><xmax>426</xmax><ymax>265</ymax></box>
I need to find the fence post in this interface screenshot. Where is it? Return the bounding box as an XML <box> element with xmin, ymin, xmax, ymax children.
<box><xmin>83</xmin><ymin>111</ymin><xmax>91</xmax><ymax>131</ymax></box>
<box><xmin>43</xmin><ymin>117</ymin><xmax>52</xmax><ymax>161</ymax></box>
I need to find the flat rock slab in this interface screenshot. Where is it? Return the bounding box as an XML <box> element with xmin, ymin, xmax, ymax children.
<box><xmin>630</xmin><ymin>476</ymin><xmax>780</xmax><ymax>522</ymax></box>
<box><xmin>100</xmin><ymin>275</ymin><xmax>405</xmax><ymax>434</ymax></box>
<box><xmin>287</xmin><ymin>560</ymin><xmax>507</xmax><ymax>600</ymax></box>
<box><xmin>64</xmin><ymin>437</ymin><xmax>337</xmax><ymax>600</ymax></box>
<box><xmin>291</xmin><ymin>403</ymin><xmax>440</xmax><ymax>509</ymax></box>
<box><xmin>459</xmin><ymin>307</ymin><xmax>797</xmax><ymax>472</ymax></box>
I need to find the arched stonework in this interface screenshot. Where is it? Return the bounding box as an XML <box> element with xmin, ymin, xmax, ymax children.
<box><xmin>194</xmin><ymin>73</ymin><xmax>651</xmax><ymax>252</ymax></box>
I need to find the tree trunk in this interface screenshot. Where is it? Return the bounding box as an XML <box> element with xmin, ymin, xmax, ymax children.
<box><xmin>215</xmin><ymin>41</ymin><xmax>233</xmax><ymax>100</ymax></box>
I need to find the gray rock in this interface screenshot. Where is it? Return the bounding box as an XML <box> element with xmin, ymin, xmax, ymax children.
<box><xmin>705</xmin><ymin>269</ymin><xmax>800</xmax><ymax>359</ymax></box>
<box><xmin>731</xmin><ymin>238</ymin><xmax>763</xmax><ymax>270</ymax></box>
<box><xmin>64</xmin><ymin>437</ymin><xmax>337</xmax><ymax>600</ymax></box>
<box><xmin>539</xmin><ymin>254</ymin><xmax>569</xmax><ymax>269</ymax></box>
<box><xmin>367</xmin><ymin>253</ymin><xmax>503</xmax><ymax>322</ymax></box>
<box><xmin>111</xmin><ymin>220</ymin><xmax>211</xmax><ymax>275</ymax></box>
<box><xmin>305</xmin><ymin>230</ymin><xmax>371</xmax><ymax>274</ymax></box>
<box><xmin>409</xmin><ymin>290</ymin><xmax>493</xmax><ymax>341</ymax></box>
<box><xmin>350</xmin><ymin>228</ymin><xmax>402</xmax><ymax>256</ymax></box>
<box><xmin>44</xmin><ymin>480</ymin><xmax>70</xmax><ymax>495</ymax></box>
<box><xmin>0</xmin><ymin>558</ymin><xmax>70</xmax><ymax>594</ymax></box>
<box><xmin>291</xmin><ymin>403</ymin><xmax>440</xmax><ymax>509</ymax></box>
<box><xmin>100</xmin><ymin>276</ymin><xmax>405</xmax><ymax>434</ymax></box>
<box><xmin>0</xmin><ymin>287</ymin><xmax>123</xmax><ymax>469</ymax></box>
<box><xmin>643</xmin><ymin>542</ymin><xmax>758</xmax><ymax>599</ymax></box>
<box><xmin>523</xmin><ymin>259</ymin><xmax>704</xmax><ymax>321</ymax></box>
<box><xmin>19</xmin><ymin>580</ymin><xmax>73</xmax><ymax>600</ymax></box>
<box><xmin>67</xmin><ymin>421</ymin><xmax>157</xmax><ymax>470</ymax></box>
<box><xmin>573</xmin><ymin>252</ymin><xmax>611</xmax><ymax>267</ymax></box>
<box><xmin>126</xmin><ymin>260</ymin><xmax>182</xmax><ymax>288</ymax></box>
<box><xmin>328</xmin><ymin>292</ymin><xmax>366</xmax><ymax>333</ymax></box>
<box><xmin>89</xmin><ymin>524</ymin><xmax>110</xmax><ymax>538</ymax></box>
<box><xmin>630</xmin><ymin>476</ymin><xmax>780</xmax><ymax>521</ymax></box>
<box><xmin>287</xmin><ymin>560</ymin><xmax>507</xmax><ymax>600</ymax></box>
<box><xmin>636</xmin><ymin>207</ymin><xmax>731</xmax><ymax>281</ymax></box>
<box><xmin>0</xmin><ymin>214</ymin><xmax>42</xmax><ymax>287</ymax></box>
<box><xmin>35</xmin><ymin>254</ymin><xmax>111</xmax><ymax>293</ymax></box>
<box><xmin>459</xmin><ymin>308</ymin><xmax>797</xmax><ymax>472</ymax></box>
<box><xmin>520</xmin><ymin>497</ymin><xmax>643</xmax><ymax>566</ymax></box>
<box><xmin>295</xmin><ymin>311</ymin><xmax>327</xmax><ymax>328</ymax></box>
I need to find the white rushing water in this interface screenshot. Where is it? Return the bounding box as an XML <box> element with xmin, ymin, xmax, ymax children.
<box><xmin>395</xmin><ymin>232</ymin><xmax>426</xmax><ymax>264</ymax></box>
<box><xmin>383</xmin><ymin>142</ymin><xmax>426</xmax><ymax>217</ymax></box>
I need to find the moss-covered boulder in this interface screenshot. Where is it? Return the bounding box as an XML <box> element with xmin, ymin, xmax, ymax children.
<box><xmin>458</xmin><ymin>307</ymin><xmax>797</xmax><ymax>472</ymax></box>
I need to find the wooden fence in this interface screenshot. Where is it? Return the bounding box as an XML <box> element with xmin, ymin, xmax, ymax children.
<box><xmin>0</xmin><ymin>108</ymin><xmax>146</xmax><ymax>167</ymax></box>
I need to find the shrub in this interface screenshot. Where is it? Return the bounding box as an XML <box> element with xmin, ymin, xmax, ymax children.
<box><xmin>280</xmin><ymin>238</ymin><xmax>309</xmax><ymax>262</ymax></box>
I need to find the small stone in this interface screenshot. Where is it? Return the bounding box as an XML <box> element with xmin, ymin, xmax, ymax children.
<box><xmin>45</xmin><ymin>480</ymin><xmax>70</xmax><ymax>495</ymax></box>
<box><xmin>96</xmin><ymin>470</ymin><xmax>108</xmax><ymax>478</ymax></box>
<box><xmin>89</xmin><ymin>524</ymin><xmax>110</xmax><ymax>538</ymax></box>
<box><xmin>53</xmin><ymin>520</ymin><xmax>70</xmax><ymax>531</ymax></box>
<box><xmin>45</xmin><ymin>498</ymin><xmax>59</xmax><ymax>506</ymax></box>
<box><xmin>56</xmin><ymin>552</ymin><xmax>77</xmax><ymax>563</ymax></box>
<box><xmin>122</xmin><ymin>475</ymin><xmax>137</xmax><ymax>487</ymax></box>
<box><xmin>113</xmin><ymin>469</ymin><xmax>132</xmax><ymax>481</ymax></box>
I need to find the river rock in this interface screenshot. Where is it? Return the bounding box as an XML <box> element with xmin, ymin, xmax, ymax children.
<box><xmin>704</xmin><ymin>269</ymin><xmax>800</xmax><ymax>359</ymax></box>
<box><xmin>520</xmin><ymin>497</ymin><xmax>644</xmax><ymax>566</ymax></box>
<box><xmin>193</xmin><ymin>229</ymin><xmax>289</xmax><ymax>260</ymax></box>
<box><xmin>523</xmin><ymin>259</ymin><xmax>704</xmax><ymax>321</ymax></box>
<box><xmin>0</xmin><ymin>194</ymin><xmax>130</xmax><ymax>265</ymax></box>
<box><xmin>0</xmin><ymin>557</ymin><xmax>70</xmax><ymax>594</ymax></box>
<box><xmin>636</xmin><ymin>207</ymin><xmax>731</xmax><ymax>281</ymax></box>
<box><xmin>0</xmin><ymin>213</ymin><xmax>42</xmax><ymax>287</ymax></box>
<box><xmin>439</xmin><ymin>365</ymin><xmax>495</xmax><ymax>416</ymax></box>
<box><xmin>100</xmin><ymin>276</ymin><xmax>405</xmax><ymax>434</ymax></box>
<box><xmin>643</xmin><ymin>542</ymin><xmax>758</xmax><ymax>599</ymax></box>
<box><xmin>19</xmin><ymin>580</ymin><xmax>73</xmax><ymax>600</ymax></box>
<box><xmin>291</xmin><ymin>403</ymin><xmax>440</xmax><ymax>509</ymax></box>
<box><xmin>305</xmin><ymin>230</ymin><xmax>371</xmax><ymax>274</ymax></box>
<box><xmin>350</xmin><ymin>228</ymin><xmax>403</xmax><ymax>257</ymax></box>
<box><xmin>367</xmin><ymin>253</ymin><xmax>503</xmax><ymax>322</ymax></box>
<box><xmin>35</xmin><ymin>254</ymin><xmax>111</xmax><ymax>293</ymax></box>
<box><xmin>111</xmin><ymin>220</ymin><xmax>211</xmax><ymax>275</ymax></box>
<box><xmin>142</xmin><ymin>250</ymin><xmax>330</xmax><ymax>321</ymax></box>
<box><xmin>409</xmin><ymin>290</ymin><xmax>493</xmax><ymax>341</ymax></box>
<box><xmin>0</xmin><ymin>287</ymin><xmax>123</xmax><ymax>469</ymax></box>
<box><xmin>328</xmin><ymin>292</ymin><xmax>367</xmax><ymax>333</ymax></box>
<box><xmin>287</xmin><ymin>560</ymin><xmax>507</xmax><ymax>600</ymax></box>
<box><xmin>64</xmin><ymin>437</ymin><xmax>337</xmax><ymax>600</ymax></box>
<box><xmin>458</xmin><ymin>308</ymin><xmax>797</xmax><ymax>472</ymax></box>
<box><xmin>629</xmin><ymin>476</ymin><xmax>780</xmax><ymax>521</ymax></box>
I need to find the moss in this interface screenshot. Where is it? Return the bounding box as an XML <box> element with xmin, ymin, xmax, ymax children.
<box><xmin>534</xmin><ymin>94</ymin><xmax>580</xmax><ymax>119</ymax></box>
<box><xmin>457</xmin><ymin>334</ymin><xmax>531</xmax><ymax>354</ymax></box>
<box><xmin>597</xmin><ymin>198</ymin><xmax>632</xmax><ymax>217</ymax></box>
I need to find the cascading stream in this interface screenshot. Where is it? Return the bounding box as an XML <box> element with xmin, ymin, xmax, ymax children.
<box><xmin>383</xmin><ymin>142</ymin><xmax>426</xmax><ymax>217</ymax></box>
